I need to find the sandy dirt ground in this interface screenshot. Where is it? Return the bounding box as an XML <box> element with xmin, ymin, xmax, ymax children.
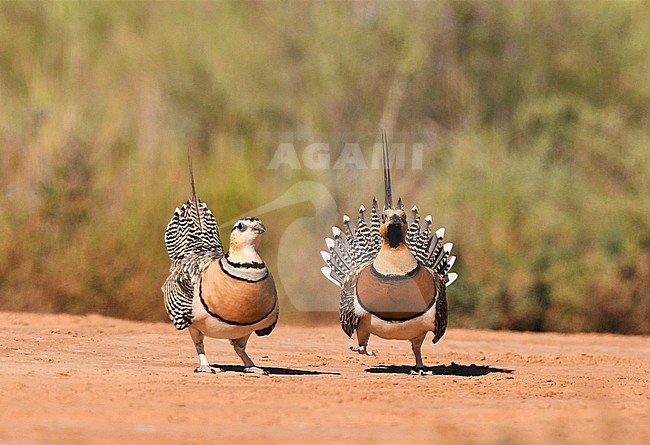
<box><xmin>0</xmin><ymin>311</ymin><xmax>648</xmax><ymax>445</ymax></box>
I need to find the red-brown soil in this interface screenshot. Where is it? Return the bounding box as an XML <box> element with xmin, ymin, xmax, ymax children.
<box><xmin>0</xmin><ymin>312</ymin><xmax>648</xmax><ymax>444</ymax></box>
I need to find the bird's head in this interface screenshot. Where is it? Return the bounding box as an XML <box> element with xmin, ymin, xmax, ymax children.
<box><xmin>380</xmin><ymin>207</ymin><xmax>407</xmax><ymax>249</ymax></box>
<box><xmin>229</xmin><ymin>217</ymin><xmax>266</xmax><ymax>252</ymax></box>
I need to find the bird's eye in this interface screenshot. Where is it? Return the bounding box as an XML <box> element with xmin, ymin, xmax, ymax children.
<box><xmin>401</xmin><ymin>214</ymin><xmax>407</xmax><ymax>223</ymax></box>
<box><xmin>381</xmin><ymin>213</ymin><xmax>386</xmax><ymax>223</ymax></box>
<box><xmin>235</xmin><ymin>222</ymin><xmax>247</xmax><ymax>232</ymax></box>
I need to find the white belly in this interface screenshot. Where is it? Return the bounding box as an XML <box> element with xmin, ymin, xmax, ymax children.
<box><xmin>369</xmin><ymin>305</ymin><xmax>437</xmax><ymax>340</ymax></box>
<box><xmin>191</xmin><ymin>295</ymin><xmax>278</xmax><ymax>339</ymax></box>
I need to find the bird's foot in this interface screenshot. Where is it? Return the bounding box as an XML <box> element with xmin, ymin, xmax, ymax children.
<box><xmin>410</xmin><ymin>368</ymin><xmax>428</xmax><ymax>376</ymax></box>
<box><xmin>244</xmin><ymin>366</ymin><xmax>269</xmax><ymax>375</ymax></box>
<box><xmin>350</xmin><ymin>345</ymin><xmax>377</xmax><ymax>356</ymax></box>
<box><xmin>194</xmin><ymin>365</ymin><xmax>223</xmax><ymax>374</ymax></box>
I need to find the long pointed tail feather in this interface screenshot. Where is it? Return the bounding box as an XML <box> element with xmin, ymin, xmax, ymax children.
<box><xmin>382</xmin><ymin>128</ymin><xmax>393</xmax><ymax>209</ymax></box>
<box><xmin>188</xmin><ymin>149</ymin><xmax>203</xmax><ymax>235</ymax></box>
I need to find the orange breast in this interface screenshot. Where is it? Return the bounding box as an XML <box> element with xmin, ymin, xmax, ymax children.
<box><xmin>356</xmin><ymin>264</ymin><xmax>435</xmax><ymax>321</ymax></box>
<box><xmin>200</xmin><ymin>262</ymin><xmax>277</xmax><ymax>324</ymax></box>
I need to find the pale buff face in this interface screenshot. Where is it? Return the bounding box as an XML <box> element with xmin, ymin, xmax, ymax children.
<box><xmin>229</xmin><ymin>218</ymin><xmax>266</xmax><ymax>251</ymax></box>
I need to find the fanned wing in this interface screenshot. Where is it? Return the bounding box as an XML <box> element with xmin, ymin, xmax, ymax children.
<box><xmin>405</xmin><ymin>205</ymin><xmax>458</xmax><ymax>287</ymax></box>
<box><xmin>162</xmin><ymin>199</ymin><xmax>223</xmax><ymax>330</ymax></box>
<box><xmin>320</xmin><ymin>199</ymin><xmax>381</xmax><ymax>335</ymax></box>
<box><xmin>165</xmin><ymin>199</ymin><xmax>224</xmax><ymax>263</ymax></box>
<box><xmin>320</xmin><ymin>198</ymin><xmax>382</xmax><ymax>287</ymax></box>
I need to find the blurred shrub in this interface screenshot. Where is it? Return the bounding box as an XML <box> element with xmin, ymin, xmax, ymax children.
<box><xmin>0</xmin><ymin>1</ymin><xmax>648</xmax><ymax>333</ymax></box>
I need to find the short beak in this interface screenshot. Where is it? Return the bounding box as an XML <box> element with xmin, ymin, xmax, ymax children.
<box><xmin>389</xmin><ymin>214</ymin><xmax>400</xmax><ymax>224</ymax></box>
<box><xmin>253</xmin><ymin>222</ymin><xmax>266</xmax><ymax>234</ymax></box>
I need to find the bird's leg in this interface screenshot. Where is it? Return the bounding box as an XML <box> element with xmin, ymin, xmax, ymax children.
<box><xmin>189</xmin><ymin>326</ymin><xmax>222</xmax><ymax>373</ymax></box>
<box><xmin>350</xmin><ymin>316</ymin><xmax>376</xmax><ymax>356</ymax></box>
<box><xmin>409</xmin><ymin>333</ymin><xmax>427</xmax><ymax>375</ymax></box>
<box><xmin>231</xmin><ymin>334</ymin><xmax>268</xmax><ymax>375</ymax></box>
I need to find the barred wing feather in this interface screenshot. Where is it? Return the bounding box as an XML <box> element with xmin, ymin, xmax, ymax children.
<box><xmin>405</xmin><ymin>206</ymin><xmax>458</xmax><ymax>287</ymax></box>
<box><xmin>321</xmin><ymin>199</ymin><xmax>383</xmax><ymax>287</ymax></box>
<box><xmin>320</xmin><ymin>200</ymin><xmax>382</xmax><ymax>337</ymax></box>
<box><xmin>339</xmin><ymin>268</ymin><xmax>364</xmax><ymax>337</ymax></box>
<box><xmin>164</xmin><ymin>199</ymin><xmax>223</xmax><ymax>264</ymax></box>
<box><xmin>162</xmin><ymin>199</ymin><xmax>223</xmax><ymax>330</ymax></box>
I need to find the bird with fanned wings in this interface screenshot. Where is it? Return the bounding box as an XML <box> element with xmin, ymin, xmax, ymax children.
<box><xmin>321</xmin><ymin>130</ymin><xmax>457</xmax><ymax>374</ymax></box>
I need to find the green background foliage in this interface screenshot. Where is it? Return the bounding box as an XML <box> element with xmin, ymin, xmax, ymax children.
<box><xmin>1</xmin><ymin>1</ymin><xmax>648</xmax><ymax>333</ymax></box>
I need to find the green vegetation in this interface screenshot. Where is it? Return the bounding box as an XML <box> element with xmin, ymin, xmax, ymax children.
<box><xmin>1</xmin><ymin>2</ymin><xmax>648</xmax><ymax>333</ymax></box>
